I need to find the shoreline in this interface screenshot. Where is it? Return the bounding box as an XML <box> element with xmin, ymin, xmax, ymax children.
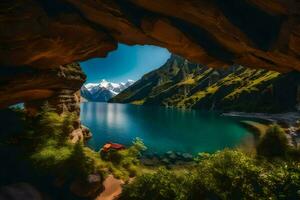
<box><xmin>223</xmin><ymin>112</ymin><xmax>300</xmax><ymax>147</ymax></box>
<box><xmin>222</xmin><ymin>112</ymin><xmax>300</xmax><ymax>124</ymax></box>
<box><xmin>238</xmin><ymin>120</ymin><xmax>269</xmax><ymax>138</ymax></box>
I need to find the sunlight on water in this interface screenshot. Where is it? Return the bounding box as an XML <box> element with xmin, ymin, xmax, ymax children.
<box><xmin>81</xmin><ymin>102</ymin><xmax>253</xmax><ymax>154</ymax></box>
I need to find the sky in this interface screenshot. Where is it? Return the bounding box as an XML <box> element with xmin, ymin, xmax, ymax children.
<box><xmin>80</xmin><ymin>44</ymin><xmax>171</xmax><ymax>83</ymax></box>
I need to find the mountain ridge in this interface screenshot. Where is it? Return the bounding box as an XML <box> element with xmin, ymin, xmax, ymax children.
<box><xmin>110</xmin><ymin>55</ymin><xmax>300</xmax><ymax>113</ymax></box>
<box><xmin>81</xmin><ymin>79</ymin><xmax>134</xmax><ymax>102</ymax></box>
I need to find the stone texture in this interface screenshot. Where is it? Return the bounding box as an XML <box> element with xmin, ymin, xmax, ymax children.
<box><xmin>70</xmin><ymin>125</ymin><xmax>92</xmax><ymax>143</ymax></box>
<box><xmin>0</xmin><ymin>183</ymin><xmax>43</xmax><ymax>200</ymax></box>
<box><xmin>0</xmin><ymin>0</ymin><xmax>300</xmax><ymax>108</ymax></box>
<box><xmin>0</xmin><ymin>63</ymin><xmax>85</xmax><ymax>109</ymax></box>
<box><xmin>20</xmin><ymin>63</ymin><xmax>90</xmax><ymax>143</ymax></box>
<box><xmin>70</xmin><ymin>173</ymin><xmax>103</xmax><ymax>198</ymax></box>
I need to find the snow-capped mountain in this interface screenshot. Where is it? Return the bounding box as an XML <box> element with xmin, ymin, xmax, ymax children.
<box><xmin>80</xmin><ymin>79</ymin><xmax>134</xmax><ymax>102</ymax></box>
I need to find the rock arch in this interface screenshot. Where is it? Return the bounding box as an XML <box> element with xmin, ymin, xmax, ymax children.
<box><xmin>0</xmin><ymin>0</ymin><xmax>300</xmax><ymax>107</ymax></box>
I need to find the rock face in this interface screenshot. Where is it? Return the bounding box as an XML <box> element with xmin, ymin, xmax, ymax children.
<box><xmin>111</xmin><ymin>55</ymin><xmax>300</xmax><ymax>113</ymax></box>
<box><xmin>0</xmin><ymin>183</ymin><xmax>44</xmax><ymax>200</ymax></box>
<box><xmin>18</xmin><ymin>63</ymin><xmax>88</xmax><ymax>143</ymax></box>
<box><xmin>0</xmin><ymin>63</ymin><xmax>85</xmax><ymax>109</ymax></box>
<box><xmin>0</xmin><ymin>0</ymin><xmax>300</xmax><ymax>107</ymax></box>
<box><xmin>70</xmin><ymin>174</ymin><xmax>103</xmax><ymax>198</ymax></box>
<box><xmin>1</xmin><ymin>0</ymin><xmax>300</xmax><ymax>70</ymax></box>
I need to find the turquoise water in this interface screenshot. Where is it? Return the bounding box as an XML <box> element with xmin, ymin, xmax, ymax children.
<box><xmin>81</xmin><ymin>102</ymin><xmax>252</xmax><ymax>154</ymax></box>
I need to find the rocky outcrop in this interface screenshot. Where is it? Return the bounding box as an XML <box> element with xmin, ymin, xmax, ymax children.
<box><xmin>70</xmin><ymin>125</ymin><xmax>92</xmax><ymax>143</ymax></box>
<box><xmin>70</xmin><ymin>174</ymin><xmax>103</xmax><ymax>198</ymax></box>
<box><xmin>0</xmin><ymin>63</ymin><xmax>85</xmax><ymax>109</ymax></box>
<box><xmin>0</xmin><ymin>0</ymin><xmax>300</xmax><ymax>107</ymax></box>
<box><xmin>19</xmin><ymin>63</ymin><xmax>89</xmax><ymax>143</ymax></box>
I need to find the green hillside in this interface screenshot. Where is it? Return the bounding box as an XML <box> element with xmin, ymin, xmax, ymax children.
<box><xmin>110</xmin><ymin>55</ymin><xmax>300</xmax><ymax>113</ymax></box>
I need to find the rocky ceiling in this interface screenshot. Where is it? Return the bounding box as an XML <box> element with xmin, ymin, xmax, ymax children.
<box><xmin>0</xmin><ymin>0</ymin><xmax>300</xmax><ymax>108</ymax></box>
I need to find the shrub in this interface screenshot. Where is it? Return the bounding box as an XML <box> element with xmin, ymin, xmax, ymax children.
<box><xmin>262</xmin><ymin>160</ymin><xmax>300</xmax><ymax>199</ymax></box>
<box><xmin>68</xmin><ymin>141</ymin><xmax>97</xmax><ymax>178</ymax></box>
<box><xmin>30</xmin><ymin>106</ymin><xmax>73</xmax><ymax>173</ymax></box>
<box><xmin>256</xmin><ymin>124</ymin><xmax>289</xmax><ymax>158</ymax></box>
<box><xmin>29</xmin><ymin>104</ymin><xmax>105</xmax><ymax>179</ymax></box>
<box><xmin>129</xmin><ymin>137</ymin><xmax>147</xmax><ymax>156</ymax></box>
<box><xmin>120</xmin><ymin>168</ymin><xmax>190</xmax><ymax>200</ymax></box>
<box><xmin>200</xmin><ymin>151</ymin><xmax>300</xmax><ymax>199</ymax></box>
<box><xmin>100</xmin><ymin>138</ymin><xmax>147</xmax><ymax>179</ymax></box>
<box><xmin>193</xmin><ymin>150</ymin><xmax>267</xmax><ymax>199</ymax></box>
<box><xmin>120</xmin><ymin>150</ymin><xmax>300</xmax><ymax>200</ymax></box>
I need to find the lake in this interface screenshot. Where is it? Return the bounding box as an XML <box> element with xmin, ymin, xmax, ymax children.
<box><xmin>81</xmin><ymin>102</ymin><xmax>253</xmax><ymax>154</ymax></box>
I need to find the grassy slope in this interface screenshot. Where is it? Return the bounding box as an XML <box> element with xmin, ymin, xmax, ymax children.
<box><xmin>110</xmin><ymin>55</ymin><xmax>300</xmax><ymax>113</ymax></box>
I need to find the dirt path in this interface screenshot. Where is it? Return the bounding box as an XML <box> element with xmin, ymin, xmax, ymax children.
<box><xmin>96</xmin><ymin>175</ymin><xmax>124</xmax><ymax>200</ymax></box>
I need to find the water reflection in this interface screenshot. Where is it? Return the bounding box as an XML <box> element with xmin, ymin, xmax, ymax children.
<box><xmin>81</xmin><ymin>102</ymin><xmax>252</xmax><ymax>154</ymax></box>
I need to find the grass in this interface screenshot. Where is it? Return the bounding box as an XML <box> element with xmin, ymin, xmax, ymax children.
<box><xmin>177</xmin><ymin>77</ymin><xmax>196</xmax><ymax>86</ymax></box>
<box><xmin>224</xmin><ymin>70</ymin><xmax>280</xmax><ymax>100</ymax></box>
<box><xmin>194</xmin><ymin>68</ymin><xmax>213</xmax><ymax>81</ymax></box>
<box><xmin>177</xmin><ymin>84</ymin><xmax>220</xmax><ymax>108</ymax></box>
<box><xmin>131</xmin><ymin>99</ymin><xmax>145</xmax><ymax>105</ymax></box>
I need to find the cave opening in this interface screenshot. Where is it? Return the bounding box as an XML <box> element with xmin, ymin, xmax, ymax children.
<box><xmin>1</xmin><ymin>0</ymin><xmax>300</xmax><ymax>198</ymax></box>
<box><xmin>79</xmin><ymin>43</ymin><xmax>171</xmax><ymax>94</ymax></box>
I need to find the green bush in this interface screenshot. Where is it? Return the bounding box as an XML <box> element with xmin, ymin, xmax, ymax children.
<box><xmin>121</xmin><ymin>168</ymin><xmax>190</xmax><ymax>200</ymax></box>
<box><xmin>128</xmin><ymin>137</ymin><xmax>147</xmax><ymax>157</ymax></box>
<box><xmin>28</xmin><ymin>104</ymin><xmax>104</xmax><ymax>179</ymax></box>
<box><xmin>256</xmin><ymin>124</ymin><xmax>289</xmax><ymax>158</ymax></box>
<box><xmin>120</xmin><ymin>150</ymin><xmax>300</xmax><ymax>200</ymax></box>
<box><xmin>194</xmin><ymin>150</ymin><xmax>267</xmax><ymax>199</ymax></box>
<box><xmin>101</xmin><ymin>138</ymin><xmax>147</xmax><ymax>179</ymax></box>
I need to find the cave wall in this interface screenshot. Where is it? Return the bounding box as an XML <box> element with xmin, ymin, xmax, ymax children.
<box><xmin>0</xmin><ymin>0</ymin><xmax>300</xmax><ymax>108</ymax></box>
<box><xmin>0</xmin><ymin>63</ymin><xmax>85</xmax><ymax>108</ymax></box>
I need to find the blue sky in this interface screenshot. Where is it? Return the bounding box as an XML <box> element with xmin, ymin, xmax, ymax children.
<box><xmin>80</xmin><ymin>44</ymin><xmax>171</xmax><ymax>83</ymax></box>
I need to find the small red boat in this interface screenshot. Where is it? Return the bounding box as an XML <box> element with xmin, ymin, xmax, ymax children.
<box><xmin>102</xmin><ymin>142</ymin><xmax>125</xmax><ymax>152</ymax></box>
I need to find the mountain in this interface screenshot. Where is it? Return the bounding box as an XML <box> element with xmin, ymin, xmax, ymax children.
<box><xmin>110</xmin><ymin>55</ymin><xmax>300</xmax><ymax>113</ymax></box>
<box><xmin>81</xmin><ymin>79</ymin><xmax>134</xmax><ymax>102</ymax></box>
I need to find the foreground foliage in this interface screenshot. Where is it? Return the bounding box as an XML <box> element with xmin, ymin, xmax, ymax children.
<box><xmin>30</xmin><ymin>106</ymin><xmax>145</xmax><ymax>181</ymax></box>
<box><xmin>26</xmin><ymin>104</ymin><xmax>103</xmax><ymax>179</ymax></box>
<box><xmin>121</xmin><ymin>150</ymin><xmax>300</xmax><ymax>200</ymax></box>
<box><xmin>7</xmin><ymin>104</ymin><xmax>146</xmax><ymax>183</ymax></box>
<box><xmin>100</xmin><ymin>138</ymin><xmax>147</xmax><ymax>179</ymax></box>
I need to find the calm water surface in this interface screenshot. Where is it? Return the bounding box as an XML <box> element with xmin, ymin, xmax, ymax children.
<box><xmin>81</xmin><ymin>102</ymin><xmax>252</xmax><ymax>154</ymax></box>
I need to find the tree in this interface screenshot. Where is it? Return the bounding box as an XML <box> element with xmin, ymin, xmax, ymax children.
<box><xmin>256</xmin><ymin>124</ymin><xmax>289</xmax><ymax>158</ymax></box>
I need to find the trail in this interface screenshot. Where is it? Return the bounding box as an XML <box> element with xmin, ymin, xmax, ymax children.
<box><xmin>96</xmin><ymin>175</ymin><xmax>124</xmax><ymax>200</ymax></box>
